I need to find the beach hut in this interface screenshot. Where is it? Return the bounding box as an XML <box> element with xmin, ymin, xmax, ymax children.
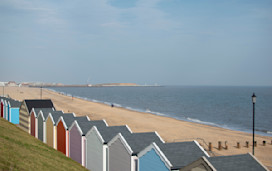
<box><xmin>0</xmin><ymin>98</ymin><xmax>2</xmax><ymax>118</ymax></box>
<box><xmin>180</xmin><ymin>156</ymin><xmax>214</xmax><ymax>171</ymax></box>
<box><xmin>8</xmin><ymin>99</ymin><xmax>21</xmax><ymax>124</ymax></box>
<box><xmin>7</xmin><ymin>98</ymin><xmax>15</xmax><ymax>122</ymax></box>
<box><xmin>85</xmin><ymin>125</ymin><xmax>132</xmax><ymax>171</ymax></box>
<box><xmin>45</xmin><ymin>111</ymin><xmax>64</xmax><ymax>148</ymax></box>
<box><xmin>69</xmin><ymin>119</ymin><xmax>108</xmax><ymax>166</ymax></box>
<box><xmin>108</xmin><ymin>132</ymin><xmax>165</xmax><ymax>171</ymax></box>
<box><xmin>19</xmin><ymin>99</ymin><xmax>55</xmax><ymax>133</ymax></box>
<box><xmin>1</xmin><ymin>97</ymin><xmax>8</xmax><ymax>119</ymax></box>
<box><xmin>30</xmin><ymin>108</ymin><xmax>44</xmax><ymax>137</ymax></box>
<box><xmin>4</xmin><ymin>99</ymin><xmax>8</xmax><ymax>120</ymax></box>
<box><xmin>56</xmin><ymin>114</ymin><xmax>89</xmax><ymax>156</ymax></box>
<box><xmin>0</xmin><ymin>97</ymin><xmax>9</xmax><ymax>120</ymax></box>
<box><xmin>138</xmin><ymin>141</ymin><xmax>209</xmax><ymax>171</ymax></box>
<box><xmin>56</xmin><ymin>113</ymin><xmax>75</xmax><ymax>155</ymax></box>
<box><xmin>180</xmin><ymin>153</ymin><xmax>269</xmax><ymax>171</ymax></box>
<box><xmin>37</xmin><ymin>108</ymin><xmax>55</xmax><ymax>142</ymax></box>
<box><xmin>0</xmin><ymin>97</ymin><xmax>5</xmax><ymax>118</ymax></box>
<box><xmin>5</xmin><ymin>99</ymin><xmax>9</xmax><ymax>121</ymax></box>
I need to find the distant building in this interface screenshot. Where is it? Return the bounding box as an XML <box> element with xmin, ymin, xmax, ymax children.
<box><xmin>19</xmin><ymin>83</ymin><xmax>30</xmax><ymax>87</ymax></box>
<box><xmin>7</xmin><ymin>81</ymin><xmax>17</xmax><ymax>87</ymax></box>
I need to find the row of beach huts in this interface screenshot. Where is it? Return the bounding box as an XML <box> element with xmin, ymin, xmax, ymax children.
<box><xmin>0</xmin><ymin>96</ymin><xmax>269</xmax><ymax>171</ymax></box>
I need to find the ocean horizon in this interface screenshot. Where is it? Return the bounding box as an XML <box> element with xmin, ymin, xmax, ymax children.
<box><xmin>47</xmin><ymin>86</ymin><xmax>272</xmax><ymax>137</ymax></box>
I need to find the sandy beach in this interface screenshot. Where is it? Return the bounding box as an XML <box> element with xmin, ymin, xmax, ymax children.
<box><xmin>4</xmin><ymin>86</ymin><xmax>272</xmax><ymax>169</ymax></box>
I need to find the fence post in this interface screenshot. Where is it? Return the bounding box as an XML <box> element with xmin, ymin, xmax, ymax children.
<box><xmin>237</xmin><ymin>142</ymin><xmax>240</xmax><ymax>148</ymax></box>
<box><xmin>209</xmin><ymin>142</ymin><xmax>212</xmax><ymax>151</ymax></box>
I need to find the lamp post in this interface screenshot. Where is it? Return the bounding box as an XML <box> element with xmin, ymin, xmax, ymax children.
<box><xmin>252</xmin><ymin>93</ymin><xmax>256</xmax><ymax>155</ymax></box>
<box><xmin>40</xmin><ymin>86</ymin><xmax>42</xmax><ymax>99</ymax></box>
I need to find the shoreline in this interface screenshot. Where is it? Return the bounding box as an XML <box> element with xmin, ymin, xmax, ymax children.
<box><xmin>47</xmin><ymin>87</ymin><xmax>271</xmax><ymax>137</ymax></box>
<box><xmin>3</xmin><ymin>86</ymin><xmax>272</xmax><ymax>168</ymax></box>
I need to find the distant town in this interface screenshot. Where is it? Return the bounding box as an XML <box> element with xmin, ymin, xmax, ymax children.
<box><xmin>0</xmin><ymin>81</ymin><xmax>160</xmax><ymax>87</ymax></box>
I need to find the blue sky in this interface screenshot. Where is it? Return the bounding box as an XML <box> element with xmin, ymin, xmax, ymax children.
<box><xmin>0</xmin><ymin>0</ymin><xmax>271</xmax><ymax>86</ymax></box>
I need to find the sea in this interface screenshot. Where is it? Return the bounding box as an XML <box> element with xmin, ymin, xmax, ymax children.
<box><xmin>48</xmin><ymin>86</ymin><xmax>272</xmax><ymax>137</ymax></box>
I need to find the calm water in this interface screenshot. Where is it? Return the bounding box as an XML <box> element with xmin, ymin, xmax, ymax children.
<box><xmin>48</xmin><ymin>86</ymin><xmax>272</xmax><ymax>136</ymax></box>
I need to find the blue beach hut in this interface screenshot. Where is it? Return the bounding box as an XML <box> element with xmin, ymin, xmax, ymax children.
<box><xmin>8</xmin><ymin>99</ymin><xmax>21</xmax><ymax>124</ymax></box>
<box><xmin>138</xmin><ymin>141</ymin><xmax>209</xmax><ymax>171</ymax></box>
<box><xmin>108</xmin><ymin>132</ymin><xmax>165</xmax><ymax>171</ymax></box>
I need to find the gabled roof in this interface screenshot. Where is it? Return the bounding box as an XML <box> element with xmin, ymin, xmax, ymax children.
<box><xmin>58</xmin><ymin>114</ymin><xmax>94</xmax><ymax>130</ymax></box>
<box><xmin>114</xmin><ymin>132</ymin><xmax>165</xmax><ymax>156</ymax></box>
<box><xmin>208</xmin><ymin>153</ymin><xmax>269</xmax><ymax>171</ymax></box>
<box><xmin>0</xmin><ymin>96</ymin><xmax>8</xmax><ymax>101</ymax></box>
<box><xmin>37</xmin><ymin>108</ymin><xmax>55</xmax><ymax>121</ymax></box>
<box><xmin>180</xmin><ymin>156</ymin><xmax>216</xmax><ymax>171</ymax></box>
<box><xmin>47</xmin><ymin>111</ymin><xmax>64</xmax><ymax>125</ymax></box>
<box><xmin>158</xmin><ymin>141</ymin><xmax>208</xmax><ymax>170</ymax></box>
<box><xmin>32</xmin><ymin>108</ymin><xmax>54</xmax><ymax>118</ymax></box>
<box><xmin>24</xmin><ymin>99</ymin><xmax>55</xmax><ymax>113</ymax></box>
<box><xmin>57</xmin><ymin>113</ymin><xmax>76</xmax><ymax>129</ymax></box>
<box><xmin>86</xmin><ymin>125</ymin><xmax>132</xmax><ymax>144</ymax></box>
<box><xmin>74</xmin><ymin>119</ymin><xmax>108</xmax><ymax>136</ymax></box>
<box><xmin>138</xmin><ymin>142</ymin><xmax>172</xmax><ymax>170</ymax></box>
<box><xmin>93</xmin><ymin>125</ymin><xmax>132</xmax><ymax>144</ymax></box>
<box><xmin>8</xmin><ymin>99</ymin><xmax>21</xmax><ymax>108</ymax></box>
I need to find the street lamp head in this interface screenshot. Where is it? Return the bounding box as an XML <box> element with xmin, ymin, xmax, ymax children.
<box><xmin>252</xmin><ymin>93</ymin><xmax>256</xmax><ymax>104</ymax></box>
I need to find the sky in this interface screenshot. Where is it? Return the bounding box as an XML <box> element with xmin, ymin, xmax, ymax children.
<box><xmin>0</xmin><ymin>0</ymin><xmax>271</xmax><ymax>86</ymax></box>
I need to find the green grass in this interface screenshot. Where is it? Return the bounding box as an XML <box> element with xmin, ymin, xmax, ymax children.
<box><xmin>0</xmin><ymin>118</ymin><xmax>88</xmax><ymax>171</ymax></box>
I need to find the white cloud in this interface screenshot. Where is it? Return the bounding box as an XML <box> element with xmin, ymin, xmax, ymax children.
<box><xmin>1</xmin><ymin>0</ymin><xmax>65</xmax><ymax>27</ymax></box>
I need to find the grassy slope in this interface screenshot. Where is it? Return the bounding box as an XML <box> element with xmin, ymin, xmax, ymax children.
<box><xmin>0</xmin><ymin>118</ymin><xmax>88</xmax><ymax>171</ymax></box>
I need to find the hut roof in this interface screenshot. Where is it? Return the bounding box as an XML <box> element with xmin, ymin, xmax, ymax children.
<box><xmin>95</xmin><ymin>125</ymin><xmax>132</xmax><ymax>143</ymax></box>
<box><xmin>59</xmin><ymin>113</ymin><xmax>75</xmax><ymax>129</ymax></box>
<box><xmin>159</xmin><ymin>141</ymin><xmax>207</xmax><ymax>170</ymax></box>
<box><xmin>0</xmin><ymin>96</ymin><xmax>8</xmax><ymax>101</ymax></box>
<box><xmin>76</xmin><ymin>119</ymin><xmax>107</xmax><ymax>136</ymax></box>
<box><xmin>36</xmin><ymin>108</ymin><xmax>55</xmax><ymax>120</ymax></box>
<box><xmin>208</xmin><ymin>153</ymin><xmax>268</xmax><ymax>171</ymax></box>
<box><xmin>124</xmin><ymin>132</ymin><xmax>164</xmax><ymax>155</ymax></box>
<box><xmin>24</xmin><ymin>99</ymin><xmax>55</xmax><ymax>113</ymax></box>
<box><xmin>48</xmin><ymin>111</ymin><xmax>64</xmax><ymax>125</ymax></box>
<box><xmin>8</xmin><ymin>99</ymin><xmax>21</xmax><ymax>108</ymax></box>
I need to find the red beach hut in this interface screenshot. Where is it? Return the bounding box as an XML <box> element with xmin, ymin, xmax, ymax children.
<box><xmin>56</xmin><ymin>113</ymin><xmax>75</xmax><ymax>156</ymax></box>
<box><xmin>30</xmin><ymin>108</ymin><xmax>39</xmax><ymax>137</ymax></box>
<box><xmin>1</xmin><ymin>98</ymin><xmax>4</xmax><ymax>118</ymax></box>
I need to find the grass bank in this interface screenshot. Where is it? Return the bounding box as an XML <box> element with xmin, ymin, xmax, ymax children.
<box><xmin>0</xmin><ymin>118</ymin><xmax>88</xmax><ymax>171</ymax></box>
